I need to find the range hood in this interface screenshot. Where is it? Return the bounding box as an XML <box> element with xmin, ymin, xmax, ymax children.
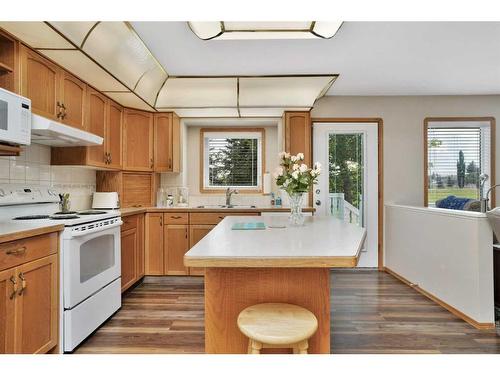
<box><xmin>31</xmin><ymin>114</ymin><xmax>103</xmax><ymax>147</ymax></box>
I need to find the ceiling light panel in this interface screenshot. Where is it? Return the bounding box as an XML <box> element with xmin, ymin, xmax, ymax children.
<box><xmin>41</xmin><ymin>50</ymin><xmax>128</xmax><ymax>92</ymax></box>
<box><xmin>134</xmin><ymin>65</ymin><xmax>168</xmax><ymax>106</ymax></box>
<box><xmin>103</xmin><ymin>92</ymin><xmax>153</xmax><ymax>111</ymax></box>
<box><xmin>223</xmin><ymin>22</ymin><xmax>312</xmax><ymax>31</ymax></box>
<box><xmin>83</xmin><ymin>22</ymin><xmax>162</xmax><ymax>89</ymax></box>
<box><xmin>49</xmin><ymin>22</ymin><xmax>97</xmax><ymax>47</ymax></box>
<box><xmin>0</xmin><ymin>22</ymin><xmax>73</xmax><ymax>49</ymax></box>
<box><xmin>156</xmin><ymin>78</ymin><xmax>237</xmax><ymax>108</ymax></box>
<box><xmin>239</xmin><ymin>76</ymin><xmax>334</xmax><ymax>107</ymax></box>
<box><xmin>163</xmin><ymin>108</ymin><xmax>239</xmax><ymax>118</ymax></box>
<box><xmin>312</xmin><ymin>21</ymin><xmax>343</xmax><ymax>38</ymax></box>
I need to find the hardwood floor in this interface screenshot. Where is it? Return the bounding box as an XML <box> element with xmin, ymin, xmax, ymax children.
<box><xmin>74</xmin><ymin>270</ymin><xmax>500</xmax><ymax>354</ymax></box>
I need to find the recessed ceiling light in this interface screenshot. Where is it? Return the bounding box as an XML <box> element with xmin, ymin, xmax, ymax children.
<box><xmin>188</xmin><ymin>21</ymin><xmax>343</xmax><ymax>40</ymax></box>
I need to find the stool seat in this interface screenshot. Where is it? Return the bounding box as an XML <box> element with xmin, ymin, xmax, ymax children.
<box><xmin>237</xmin><ymin>303</ymin><xmax>318</xmax><ymax>346</ymax></box>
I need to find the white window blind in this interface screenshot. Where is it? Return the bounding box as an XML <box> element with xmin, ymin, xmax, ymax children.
<box><xmin>203</xmin><ymin>131</ymin><xmax>262</xmax><ymax>189</ymax></box>
<box><xmin>427</xmin><ymin>124</ymin><xmax>491</xmax><ymax>206</ymax></box>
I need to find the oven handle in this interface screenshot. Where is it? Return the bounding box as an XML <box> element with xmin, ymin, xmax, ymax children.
<box><xmin>69</xmin><ymin>220</ymin><xmax>123</xmax><ymax>238</ymax></box>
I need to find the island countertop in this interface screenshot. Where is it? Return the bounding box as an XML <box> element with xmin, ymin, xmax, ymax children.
<box><xmin>184</xmin><ymin>215</ymin><xmax>366</xmax><ymax>268</ymax></box>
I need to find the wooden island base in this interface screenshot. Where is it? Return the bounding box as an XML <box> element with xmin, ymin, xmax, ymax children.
<box><xmin>204</xmin><ymin>267</ymin><xmax>331</xmax><ymax>354</ymax></box>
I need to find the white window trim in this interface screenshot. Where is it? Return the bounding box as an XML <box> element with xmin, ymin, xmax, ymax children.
<box><xmin>202</xmin><ymin>131</ymin><xmax>263</xmax><ymax>191</ymax></box>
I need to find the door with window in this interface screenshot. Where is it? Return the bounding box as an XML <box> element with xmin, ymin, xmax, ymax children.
<box><xmin>313</xmin><ymin>122</ymin><xmax>378</xmax><ymax>267</ymax></box>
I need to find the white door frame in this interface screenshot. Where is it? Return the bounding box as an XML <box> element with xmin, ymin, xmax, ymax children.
<box><xmin>312</xmin><ymin>121</ymin><xmax>381</xmax><ymax>268</ymax></box>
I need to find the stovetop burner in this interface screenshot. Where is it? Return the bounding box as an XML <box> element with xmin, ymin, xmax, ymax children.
<box><xmin>13</xmin><ymin>215</ymin><xmax>51</xmax><ymax>220</ymax></box>
<box><xmin>50</xmin><ymin>215</ymin><xmax>79</xmax><ymax>220</ymax></box>
<box><xmin>77</xmin><ymin>210</ymin><xmax>107</xmax><ymax>215</ymax></box>
<box><xmin>53</xmin><ymin>211</ymin><xmax>78</xmax><ymax>215</ymax></box>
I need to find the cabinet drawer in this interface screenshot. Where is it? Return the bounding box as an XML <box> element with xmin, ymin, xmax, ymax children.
<box><xmin>164</xmin><ymin>213</ymin><xmax>189</xmax><ymax>224</ymax></box>
<box><xmin>0</xmin><ymin>232</ymin><xmax>58</xmax><ymax>272</ymax></box>
<box><xmin>121</xmin><ymin>215</ymin><xmax>139</xmax><ymax>232</ymax></box>
<box><xmin>190</xmin><ymin>212</ymin><xmax>259</xmax><ymax>225</ymax></box>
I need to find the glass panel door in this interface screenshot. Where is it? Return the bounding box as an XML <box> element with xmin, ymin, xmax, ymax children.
<box><xmin>328</xmin><ymin>133</ymin><xmax>364</xmax><ymax>226</ymax></box>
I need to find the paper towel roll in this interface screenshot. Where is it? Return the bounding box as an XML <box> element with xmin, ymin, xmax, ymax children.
<box><xmin>263</xmin><ymin>172</ymin><xmax>271</xmax><ymax>194</ymax></box>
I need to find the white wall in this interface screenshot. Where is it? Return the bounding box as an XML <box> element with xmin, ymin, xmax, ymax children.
<box><xmin>0</xmin><ymin>143</ymin><xmax>96</xmax><ymax>210</ymax></box>
<box><xmin>312</xmin><ymin>95</ymin><xmax>500</xmax><ymax>206</ymax></box>
<box><xmin>161</xmin><ymin>123</ymin><xmax>280</xmax><ymax>207</ymax></box>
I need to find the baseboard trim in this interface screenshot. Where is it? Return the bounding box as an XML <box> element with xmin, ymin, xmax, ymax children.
<box><xmin>383</xmin><ymin>267</ymin><xmax>495</xmax><ymax>330</ymax></box>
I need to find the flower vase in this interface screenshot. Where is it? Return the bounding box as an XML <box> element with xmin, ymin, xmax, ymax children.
<box><xmin>287</xmin><ymin>192</ymin><xmax>305</xmax><ymax>226</ymax></box>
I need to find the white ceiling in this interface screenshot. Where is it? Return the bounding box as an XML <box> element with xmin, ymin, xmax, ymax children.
<box><xmin>131</xmin><ymin>21</ymin><xmax>500</xmax><ymax>95</ymax></box>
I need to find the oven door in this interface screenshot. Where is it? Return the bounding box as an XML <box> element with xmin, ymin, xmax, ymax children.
<box><xmin>63</xmin><ymin>220</ymin><xmax>122</xmax><ymax>309</ymax></box>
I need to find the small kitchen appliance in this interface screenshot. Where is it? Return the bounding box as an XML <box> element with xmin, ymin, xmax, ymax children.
<box><xmin>92</xmin><ymin>192</ymin><xmax>120</xmax><ymax>209</ymax></box>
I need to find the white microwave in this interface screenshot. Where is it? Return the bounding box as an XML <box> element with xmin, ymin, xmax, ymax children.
<box><xmin>0</xmin><ymin>87</ymin><xmax>31</xmax><ymax>145</ymax></box>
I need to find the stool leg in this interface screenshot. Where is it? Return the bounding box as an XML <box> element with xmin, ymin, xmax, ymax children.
<box><xmin>296</xmin><ymin>340</ymin><xmax>308</xmax><ymax>354</ymax></box>
<box><xmin>248</xmin><ymin>339</ymin><xmax>262</xmax><ymax>354</ymax></box>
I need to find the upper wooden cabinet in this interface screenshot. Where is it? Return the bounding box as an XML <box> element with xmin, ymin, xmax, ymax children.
<box><xmin>51</xmin><ymin>94</ymin><xmax>123</xmax><ymax>169</ymax></box>
<box><xmin>123</xmin><ymin>109</ymin><xmax>154</xmax><ymax>172</ymax></box>
<box><xmin>283</xmin><ymin>111</ymin><xmax>312</xmax><ymax>167</ymax></box>
<box><xmin>60</xmin><ymin>71</ymin><xmax>86</xmax><ymax>130</ymax></box>
<box><xmin>96</xmin><ymin>171</ymin><xmax>158</xmax><ymax>208</ymax></box>
<box><xmin>20</xmin><ymin>46</ymin><xmax>87</xmax><ymax>129</ymax></box>
<box><xmin>0</xmin><ymin>30</ymin><xmax>19</xmax><ymax>93</ymax></box>
<box><xmin>154</xmin><ymin>112</ymin><xmax>181</xmax><ymax>173</ymax></box>
<box><xmin>20</xmin><ymin>46</ymin><xmax>60</xmax><ymax>121</ymax></box>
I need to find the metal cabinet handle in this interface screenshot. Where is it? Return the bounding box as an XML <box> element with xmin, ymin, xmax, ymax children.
<box><xmin>185</xmin><ymin>228</ymin><xmax>188</xmax><ymax>239</ymax></box>
<box><xmin>218</xmin><ymin>216</ymin><xmax>224</xmax><ymax>219</ymax></box>
<box><xmin>159</xmin><ymin>216</ymin><xmax>163</xmax><ymax>226</ymax></box>
<box><xmin>56</xmin><ymin>102</ymin><xmax>62</xmax><ymax>119</ymax></box>
<box><xmin>109</xmin><ymin>153</ymin><xmax>112</xmax><ymax>164</ymax></box>
<box><xmin>18</xmin><ymin>273</ymin><xmax>26</xmax><ymax>296</ymax></box>
<box><xmin>150</xmin><ymin>158</ymin><xmax>154</xmax><ymax>169</ymax></box>
<box><xmin>171</xmin><ymin>215</ymin><xmax>182</xmax><ymax>219</ymax></box>
<box><xmin>168</xmin><ymin>158</ymin><xmax>172</xmax><ymax>169</ymax></box>
<box><xmin>9</xmin><ymin>276</ymin><xmax>17</xmax><ymax>300</ymax></box>
<box><xmin>6</xmin><ymin>246</ymin><xmax>27</xmax><ymax>256</ymax></box>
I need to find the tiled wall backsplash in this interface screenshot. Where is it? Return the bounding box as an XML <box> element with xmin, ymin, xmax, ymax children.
<box><xmin>0</xmin><ymin>143</ymin><xmax>96</xmax><ymax>210</ymax></box>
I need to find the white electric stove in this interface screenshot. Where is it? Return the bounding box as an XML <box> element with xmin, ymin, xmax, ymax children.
<box><xmin>0</xmin><ymin>184</ymin><xmax>123</xmax><ymax>352</ymax></box>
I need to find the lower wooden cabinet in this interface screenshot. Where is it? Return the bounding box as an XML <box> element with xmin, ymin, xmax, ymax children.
<box><xmin>164</xmin><ymin>224</ymin><xmax>189</xmax><ymax>275</ymax></box>
<box><xmin>143</xmin><ymin>211</ymin><xmax>260</xmax><ymax>277</ymax></box>
<box><xmin>120</xmin><ymin>214</ymin><xmax>145</xmax><ymax>293</ymax></box>
<box><xmin>0</xmin><ymin>252</ymin><xmax>58</xmax><ymax>354</ymax></box>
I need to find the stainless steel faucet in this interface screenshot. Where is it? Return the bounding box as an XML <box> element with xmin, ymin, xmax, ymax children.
<box><xmin>480</xmin><ymin>181</ymin><xmax>500</xmax><ymax>213</ymax></box>
<box><xmin>225</xmin><ymin>188</ymin><xmax>238</xmax><ymax>206</ymax></box>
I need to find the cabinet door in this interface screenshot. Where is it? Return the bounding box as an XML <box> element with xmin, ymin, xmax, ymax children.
<box><xmin>171</xmin><ymin>113</ymin><xmax>181</xmax><ymax>172</ymax></box>
<box><xmin>188</xmin><ymin>225</ymin><xmax>214</xmax><ymax>276</ymax></box>
<box><xmin>107</xmin><ymin>101</ymin><xmax>123</xmax><ymax>169</ymax></box>
<box><xmin>145</xmin><ymin>213</ymin><xmax>164</xmax><ymax>275</ymax></box>
<box><xmin>14</xmin><ymin>255</ymin><xmax>58</xmax><ymax>354</ymax></box>
<box><xmin>20</xmin><ymin>46</ymin><xmax>60</xmax><ymax>121</ymax></box>
<box><xmin>284</xmin><ymin>111</ymin><xmax>312</xmax><ymax>166</ymax></box>
<box><xmin>121</xmin><ymin>228</ymin><xmax>137</xmax><ymax>293</ymax></box>
<box><xmin>136</xmin><ymin>214</ymin><xmax>145</xmax><ymax>279</ymax></box>
<box><xmin>60</xmin><ymin>71</ymin><xmax>86</xmax><ymax>130</ymax></box>
<box><xmin>164</xmin><ymin>224</ymin><xmax>189</xmax><ymax>275</ymax></box>
<box><xmin>123</xmin><ymin>110</ymin><xmax>154</xmax><ymax>171</ymax></box>
<box><xmin>0</xmin><ymin>268</ymin><xmax>16</xmax><ymax>354</ymax></box>
<box><xmin>153</xmin><ymin>113</ymin><xmax>172</xmax><ymax>172</ymax></box>
<box><xmin>86</xmin><ymin>88</ymin><xmax>108</xmax><ymax>167</ymax></box>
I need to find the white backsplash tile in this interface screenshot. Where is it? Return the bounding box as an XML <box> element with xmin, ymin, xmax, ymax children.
<box><xmin>2</xmin><ymin>144</ymin><xmax>96</xmax><ymax>211</ymax></box>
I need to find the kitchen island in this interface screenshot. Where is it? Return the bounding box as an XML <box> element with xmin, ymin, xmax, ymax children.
<box><xmin>184</xmin><ymin>215</ymin><xmax>366</xmax><ymax>354</ymax></box>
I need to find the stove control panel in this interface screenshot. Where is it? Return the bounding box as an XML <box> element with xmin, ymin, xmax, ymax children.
<box><xmin>0</xmin><ymin>184</ymin><xmax>60</xmax><ymax>206</ymax></box>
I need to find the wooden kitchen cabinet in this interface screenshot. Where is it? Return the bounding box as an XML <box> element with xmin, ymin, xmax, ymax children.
<box><xmin>96</xmin><ymin>171</ymin><xmax>158</xmax><ymax>208</ymax></box>
<box><xmin>20</xmin><ymin>45</ymin><xmax>60</xmax><ymax>121</ymax></box>
<box><xmin>0</xmin><ymin>267</ymin><xmax>16</xmax><ymax>353</ymax></box>
<box><xmin>145</xmin><ymin>213</ymin><xmax>164</xmax><ymax>275</ymax></box>
<box><xmin>154</xmin><ymin>112</ymin><xmax>181</xmax><ymax>172</ymax></box>
<box><xmin>52</xmin><ymin>94</ymin><xmax>123</xmax><ymax>170</ymax></box>
<box><xmin>86</xmin><ymin>88</ymin><xmax>108</xmax><ymax>167</ymax></box>
<box><xmin>123</xmin><ymin>109</ymin><xmax>154</xmax><ymax>172</ymax></box>
<box><xmin>0</xmin><ymin>233</ymin><xmax>58</xmax><ymax>354</ymax></box>
<box><xmin>164</xmin><ymin>224</ymin><xmax>189</xmax><ymax>275</ymax></box>
<box><xmin>120</xmin><ymin>214</ymin><xmax>145</xmax><ymax>293</ymax></box>
<box><xmin>60</xmin><ymin>71</ymin><xmax>87</xmax><ymax>131</ymax></box>
<box><xmin>283</xmin><ymin>111</ymin><xmax>312</xmax><ymax>166</ymax></box>
<box><xmin>188</xmin><ymin>224</ymin><xmax>215</xmax><ymax>276</ymax></box>
<box><xmin>0</xmin><ymin>30</ymin><xmax>19</xmax><ymax>93</ymax></box>
<box><xmin>14</xmin><ymin>254</ymin><xmax>58</xmax><ymax>354</ymax></box>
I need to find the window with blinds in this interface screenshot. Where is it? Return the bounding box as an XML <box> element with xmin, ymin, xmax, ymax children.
<box><xmin>426</xmin><ymin>123</ymin><xmax>491</xmax><ymax>207</ymax></box>
<box><xmin>202</xmin><ymin>130</ymin><xmax>263</xmax><ymax>190</ymax></box>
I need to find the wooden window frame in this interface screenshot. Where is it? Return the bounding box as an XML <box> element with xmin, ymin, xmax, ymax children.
<box><xmin>199</xmin><ymin>127</ymin><xmax>266</xmax><ymax>194</ymax></box>
<box><xmin>423</xmin><ymin>117</ymin><xmax>496</xmax><ymax>208</ymax></box>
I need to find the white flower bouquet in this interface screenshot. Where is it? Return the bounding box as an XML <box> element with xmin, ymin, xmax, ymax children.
<box><xmin>273</xmin><ymin>152</ymin><xmax>321</xmax><ymax>195</ymax></box>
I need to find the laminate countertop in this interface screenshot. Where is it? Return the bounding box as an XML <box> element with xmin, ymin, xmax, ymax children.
<box><xmin>184</xmin><ymin>215</ymin><xmax>366</xmax><ymax>268</ymax></box>
<box><xmin>119</xmin><ymin>206</ymin><xmax>315</xmax><ymax>218</ymax></box>
<box><xmin>0</xmin><ymin>221</ymin><xmax>64</xmax><ymax>243</ymax></box>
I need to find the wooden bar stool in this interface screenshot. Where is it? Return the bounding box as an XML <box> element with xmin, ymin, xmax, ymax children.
<box><xmin>237</xmin><ymin>303</ymin><xmax>318</xmax><ymax>354</ymax></box>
